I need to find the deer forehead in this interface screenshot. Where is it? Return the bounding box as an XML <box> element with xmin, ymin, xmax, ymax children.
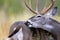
<box><xmin>29</xmin><ymin>15</ymin><xmax>45</xmax><ymax>19</ymax></box>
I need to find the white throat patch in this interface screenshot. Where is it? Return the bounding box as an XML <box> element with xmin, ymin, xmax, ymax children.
<box><xmin>40</xmin><ymin>24</ymin><xmax>54</xmax><ymax>32</ymax></box>
<box><xmin>44</xmin><ymin>24</ymin><xmax>54</xmax><ymax>29</ymax></box>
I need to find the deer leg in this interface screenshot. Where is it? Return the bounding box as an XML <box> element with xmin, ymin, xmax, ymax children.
<box><xmin>38</xmin><ymin>28</ymin><xmax>52</xmax><ymax>40</ymax></box>
<box><xmin>39</xmin><ymin>29</ymin><xmax>47</xmax><ymax>40</ymax></box>
<box><xmin>45</xmin><ymin>33</ymin><xmax>49</xmax><ymax>40</ymax></box>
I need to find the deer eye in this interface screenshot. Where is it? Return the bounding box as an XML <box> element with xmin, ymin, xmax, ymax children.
<box><xmin>37</xmin><ymin>16</ymin><xmax>41</xmax><ymax>17</ymax></box>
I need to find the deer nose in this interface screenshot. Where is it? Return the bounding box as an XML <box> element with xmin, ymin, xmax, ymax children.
<box><xmin>25</xmin><ymin>21</ymin><xmax>32</xmax><ymax>26</ymax></box>
<box><xmin>27</xmin><ymin>21</ymin><xmax>31</xmax><ymax>24</ymax></box>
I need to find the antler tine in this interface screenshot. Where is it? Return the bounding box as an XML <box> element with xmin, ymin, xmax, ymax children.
<box><xmin>36</xmin><ymin>0</ymin><xmax>39</xmax><ymax>13</ymax></box>
<box><xmin>41</xmin><ymin>0</ymin><xmax>55</xmax><ymax>15</ymax></box>
<box><xmin>24</xmin><ymin>1</ymin><xmax>38</xmax><ymax>14</ymax></box>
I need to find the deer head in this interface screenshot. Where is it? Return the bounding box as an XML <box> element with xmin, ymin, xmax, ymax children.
<box><xmin>25</xmin><ymin>0</ymin><xmax>57</xmax><ymax>32</ymax></box>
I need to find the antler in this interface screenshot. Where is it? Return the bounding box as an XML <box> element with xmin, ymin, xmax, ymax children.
<box><xmin>36</xmin><ymin>0</ymin><xmax>39</xmax><ymax>13</ymax></box>
<box><xmin>41</xmin><ymin>0</ymin><xmax>55</xmax><ymax>15</ymax></box>
<box><xmin>24</xmin><ymin>0</ymin><xmax>39</xmax><ymax>14</ymax></box>
<box><xmin>25</xmin><ymin>0</ymin><xmax>55</xmax><ymax>15</ymax></box>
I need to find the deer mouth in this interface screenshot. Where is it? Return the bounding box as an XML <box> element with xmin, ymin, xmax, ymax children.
<box><xmin>25</xmin><ymin>21</ymin><xmax>33</xmax><ymax>27</ymax></box>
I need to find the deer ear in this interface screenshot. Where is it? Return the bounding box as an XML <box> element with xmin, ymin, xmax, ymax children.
<box><xmin>44</xmin><ymin>7</ymin><xmax>57</xmax><ymax>18</ymax></box>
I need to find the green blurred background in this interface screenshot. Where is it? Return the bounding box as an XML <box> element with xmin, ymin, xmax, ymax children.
<box><xmin>0</xmin><ymin>0</ymin><xmax>60</xmax><ymax>40</ymax></box>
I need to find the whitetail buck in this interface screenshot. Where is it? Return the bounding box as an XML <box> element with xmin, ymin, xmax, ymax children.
<box><xmin>7</xmin><ymin>0</ymin><xmax>60</xmax><ymax>40</ymax></box>
<box><xmin>25</xmin><ymin>0</ymin><xmax>60</xmax><ymax>40</ymax></box>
